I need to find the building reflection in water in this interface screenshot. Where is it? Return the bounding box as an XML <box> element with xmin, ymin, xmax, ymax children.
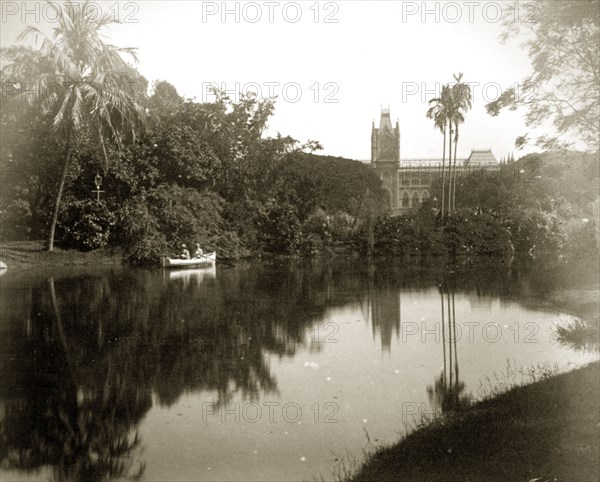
<box><xmin>369</xmin><ymin>289</ymin><xmax>401</xmax><ymax>353</ymax></box>
<box><xmin>368</xmin><ymin>277</ymin><xmax>470</xmax><ymax>410</ymax></box>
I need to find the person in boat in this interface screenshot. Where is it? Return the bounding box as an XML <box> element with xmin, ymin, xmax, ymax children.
<box><xmin>193</xmin><ymin>243</ymin><xmax>204</xmax><ymax>259</ymax></box>
<box><xmin>180</xmin><ymin>244</ymin><xmax>190</xmax><ymax>260</ymax></box>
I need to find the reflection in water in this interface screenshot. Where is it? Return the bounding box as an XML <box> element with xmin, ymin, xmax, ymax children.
<box><xmin>167</xmin><ymin>266</ymin><xmax>216</xmax><ymax>286</ymax></box>
<box><xmin>370</xmin><ymin>289</ymin><xmax>400</xmax><ymax>352</ymax></box>
<box><xmin>427</xmin><ymin>289</ymin><xmax>470</xmax><ymax>413</ymax></box>
<box><xmin>1</xmin><ymin>262</ymin><xmax>367</xmax><ymax>479</ymax></box>
<box><xmin>1</xmin><ymin>278</ymin><xmax>148</xmax><ymax>481</ymax></box>
<box><xmin>0</xmin><ymin>258</ymin><xmax>595</xmax><ymax>481</ymax></box>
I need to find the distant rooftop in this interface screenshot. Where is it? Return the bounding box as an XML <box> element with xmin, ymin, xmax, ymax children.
<box><xmin>401</xmin><ymin>158</ymin><xmax>467</xmax><ymax>167</ymax></box>
<box><xmin>399</xmin><ymin>150</ymin><xmax>498</xmax><ymax>167</ymax></box>
<box><xmin>465</xmin><ymin>149</ymin><xmax>498</xmax><ymax>165</ymax></box>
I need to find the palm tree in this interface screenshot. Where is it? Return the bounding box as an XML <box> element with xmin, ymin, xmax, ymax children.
<box><xmin>426</xmin><ymin>84</ymin><xmax>452</xmax><ymax>215</ymax></box>
<box><xmin>447</xmin><ymin>107</ymin><xmax>454</xmax><ymax>215</ymax></box>
<box><xmin>449</xmin><ymin>73</ymin><xmax>472</xmax><ymax>212</ymax></box>
<box><xmin>447</xmin><ymin>110</ymin><xmax>463</xmax><ymax>214</ymax></box>
<box><xmin>7</xmin><ymin>0</ymin><xmax>143</xmax><ymax>251</ymax></box>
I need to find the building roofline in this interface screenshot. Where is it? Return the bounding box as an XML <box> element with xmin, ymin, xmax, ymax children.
<box><xmin>402</xmin><ymin>158</ymin><xmax>467</xmax><ymax>162</ymax></box>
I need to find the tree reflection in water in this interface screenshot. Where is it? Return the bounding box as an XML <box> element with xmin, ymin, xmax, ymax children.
<box><xmin>427</xmin><ymin>288</ymin><xmax>470</xmax><ymax>413</ymax></box>
<box><xmin>0</xmin><ymin>257</ymin><xmax>587</xmax><ymax>479</ymax></box>
<box><xmin>1</xmin><ymin>278</ymin><xmax>148</xmax><ymax>481</ymax></box>
<box><xmin>0</xmin><ymin>261</ymin><xmax>368</xmax><ymax>479</ymax></box>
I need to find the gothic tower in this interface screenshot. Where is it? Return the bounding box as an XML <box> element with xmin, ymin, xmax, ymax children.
<box><xmin>371</xmin><ymin>107</ymin><xmax>400</xmax><ymax>210</ymax></box>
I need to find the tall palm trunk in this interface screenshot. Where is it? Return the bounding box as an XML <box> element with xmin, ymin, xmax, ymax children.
<box><xmin>441</xmin><ymin>123</ymin><xmax>447</xmax><ymax>215</ymax></box>
<box><xmin>47</xmin><ymin>125</ymin><xmax>73</xmax><ymax>252</ymax></box>
<box><xmin>452</xmin><ymin>132</ymin><xmax>458</xmax><ymax>211</ymax></box>
<box><xmin>447</xmin><ymin>120</ymin><xmax>453</xmax><ymax>214</ymax></box>
<box><xmin>440</xmin><ymin>290</ymin><xmax>447</xmax><ymax>389</ymax></box>
<box><xmin>451</xmin><ymin>292</ymin><xmax>459</xmax><ymax>401</ymax></box>
<box><xmin>99</xmin><ymin>126</ymin><xmax>109</xmax><ymax>171</ymax></box>
<box><xmin>447</xmin><ymin>292</ymin><xmax>453</xmax><ymax>390</ymax></box>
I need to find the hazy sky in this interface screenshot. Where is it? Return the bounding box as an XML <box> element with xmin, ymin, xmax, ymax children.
<box><xmin>1</xmin><ymin>0</ymin><xmax>542</xmax><ymax>160</ymax></box>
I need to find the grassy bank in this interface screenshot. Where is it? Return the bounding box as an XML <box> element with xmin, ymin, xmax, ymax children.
<box><xmin>0</xmin><ymin>241</ymin><xmax>122</xmax><ymax>268</ymax></box>
<box><xmin>346</xmin><ymin>362</ymin><xmax>599</xmax><ymax>482</ymax></box>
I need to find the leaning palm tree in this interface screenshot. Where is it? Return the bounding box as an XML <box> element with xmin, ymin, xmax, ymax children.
<box><xmin>6</xmin><ymin>0</ymin><xmax>143</xmax><ymax>251</ymax></box>
<box><xmin>449</xmin><ymin>73</ymin><xmax>472</xmax><ymax>212</ymax></box>
<box><xmin>426</xmin><ymin>84</ymin><xmax>452</xmax><ymax>215</ymax></box>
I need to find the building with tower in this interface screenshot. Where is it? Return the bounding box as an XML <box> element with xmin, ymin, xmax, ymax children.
<box><xmin>370</xmin><ymin>107</ymin><xmax>500</xmax><ymax>215</ymax></box>
<box><xmin>370</xmin><ymin>107</ymin><xmax>401</xmax><ymax>210</ymax></box>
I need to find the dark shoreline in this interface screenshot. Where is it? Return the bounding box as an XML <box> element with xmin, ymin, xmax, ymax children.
<box><xmin>0</xmin><ymin>241</ymin><xmax>122</xmax><ymax>268</ymax></box>
<box><xmin>349</xmin><ymin>361</ymin><xmax>599</xmax><ymax>482</ymax></box>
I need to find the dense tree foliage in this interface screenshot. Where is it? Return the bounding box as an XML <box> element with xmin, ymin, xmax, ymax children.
<box><xmin>487</xmin><ymin>0</ymin><xmax>600</xmax><ymax>150</ymax></box>
<box><xmin>279</xmin><ymin>154</ymin><xmax>385</xmax><ymax>215</ymax></box>
<box><xmin>407</xmin><ymin>151</ymin><xmax>599</xmax><ymax>259</ymax></box>
<box><xmin>1</xmin><ymin>1</ymin><xmax>596</xmax><ymax>264</ymax></box>
<box><xmin>2</xmin><ymin>1</ymin><xmax>145</xmax><ymax>251</ymax></box>
<box><xmin>1</xmin><ymin>52</ymin><xmax>386</xmax><ymax>262</ymax></box>
<box><xmin>0</xmin><ymin>1</ymin><xmax>389</xmax><ymax>262</ymax></box>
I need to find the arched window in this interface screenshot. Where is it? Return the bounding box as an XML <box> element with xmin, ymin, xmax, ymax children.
<box><xmin>422</xmin><ymin>191</ymin><xmax>430</xmax><ymax>202</ymax></box>
<box><xmin>412</xmin><ymin>191</ymin><xmax>420</xmax><ymax>207</ymax></box>
<box><xmin>402</xmin><ymin>192</ymin><xmax>410</xmax><ymax>208</ymax></box>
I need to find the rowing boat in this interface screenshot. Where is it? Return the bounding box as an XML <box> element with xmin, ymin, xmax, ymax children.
<box><xmin>161</xmin><ymin>252</ymin><xmax>216</xmax><ymax>268</ymax></box>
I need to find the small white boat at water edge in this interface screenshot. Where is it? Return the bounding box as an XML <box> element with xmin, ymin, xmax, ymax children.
<box><xmin>161</xmin><ymin>252</ymin><xmax>216</xmax><ymax>268</ymax></box>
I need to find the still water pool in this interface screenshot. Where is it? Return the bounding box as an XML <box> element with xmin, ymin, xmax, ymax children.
<box><xmin>0</xmin><ymin>259</ymin><xmax>596</xmax><ymax>481</ymax></box>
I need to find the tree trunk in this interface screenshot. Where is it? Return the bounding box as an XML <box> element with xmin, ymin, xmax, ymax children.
<box><xmin>447</xmin><ymin>292</ymin><xmax>453</xmax><ymax>389</ymax></box>
<box><xmin>451</xmin><ymin>127</ymin><xmax>458</xmax><ymax>211</ymax></box>
<box><xmin>99</xmin><ymin>126</ymin><xmax>109</xmax><ymax>171</ymax></box>
<box><xmin>451</xmin><ymin>292</ymin><xmax>459</xmax><ymax>397</ymax></box>
<box><xmin>440</xmin><ymin>290</ymin><xmax>447</xmax><ymax>389</ymax></box>
<box><xmin>47</xmin><ymin>126</ymin><xmax>73</xmax><ymax>252</ymax></box>
<box><xmin>452</xmin><ymin>134</ymin><xmax>458</xmax><ymax>211</ymax></box>
<box><xmin>447</xmin><ymin>120</ymin><xmax>453</xmax><ymax>214</ymax></box>
<box><xmin>441</xmin><ymin>123</ymin><xmax>446</xmax><ymax>215</ymax></box>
